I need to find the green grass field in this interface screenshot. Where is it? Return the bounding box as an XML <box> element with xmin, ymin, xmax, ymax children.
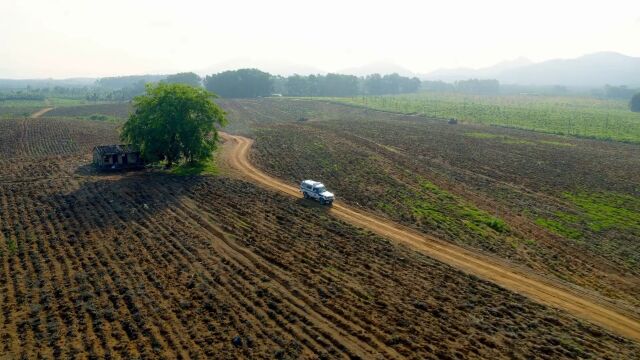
<box><xmin>328</xmin><ymin>93</ymin><xmax>640</xmax><ymax>143</ymax></box>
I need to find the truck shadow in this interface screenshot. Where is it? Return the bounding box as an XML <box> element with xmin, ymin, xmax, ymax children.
<box><xmin>294</xmin><ymin>197</ymin><xmax>333</xmax><ymax>213</ymax></box>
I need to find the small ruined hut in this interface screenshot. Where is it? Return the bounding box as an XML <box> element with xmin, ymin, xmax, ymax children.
<box><xmin>93</xmin><ymin>144</ymin><xmax>144</xmax><ymax>171</ymax></box>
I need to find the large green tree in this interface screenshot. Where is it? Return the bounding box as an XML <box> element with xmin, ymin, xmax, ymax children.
<box><xmin>121</xmin><ymin>83</ymin><xmax>226</xmax><ymax>167</ymax></box>
<box><xmin>631</xmin><ymin>93</ymin><xmax>640</xmax><ymax>113</ymax></box>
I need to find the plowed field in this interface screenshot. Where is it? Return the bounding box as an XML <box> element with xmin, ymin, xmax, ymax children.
<box><xmin>1</xmin><ymin>116</ymin><xmax>639</xmax><ymax>358</ymax></box>
<box><xmin>219</xmin><ymin>98</ymin><xmax>640</xmax><ymax>310</ymax></box>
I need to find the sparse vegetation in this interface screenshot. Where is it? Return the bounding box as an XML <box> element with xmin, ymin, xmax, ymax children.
<box><xmin>565</xmin><ymin>192</ymin><xmax>640</xmax><ymax>232</ymax></box>
<box><xmin>169</xmin><ymin>156</ymin><xmax>218</xmax><ymax>176</ymax></box>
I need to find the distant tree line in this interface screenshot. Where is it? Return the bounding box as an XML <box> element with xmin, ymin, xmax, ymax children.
<box><xmin>204</xmin><ymin>69</ymin><xmax>273</xmax><ymax>98</ymax></box>
<box><xmin>200</xmin><ymin>69</ymin><xmax>421</xmax><ymax>98</ymax></box>
<box><xmin>362</xmin><ymin>73</ymin><xmax>421</xmax><ymax>95</ymax></box>
<box><xmin>5</xmin><ymin>68</ymin><xmax>639</xmax><ymax>108</ymax></box>
<box><xmin>281</xmin><ymin>73</ymin><xmax>420</xmax><ymax>97</ymax></box>
<box><xmin>95</xmin><ymin>75</ymin><xmax>168</xmax><ymax>90</ymax></box>
<box><xmin>603</xmin><ymin>85</ymin><xmax>638</xmax><ymax>100</ymax></box>
<box><xmin>455</xmin><ymin>79</ymin><xmax>500</xmax><ymax>94</ymax></box>
<box><xmin>283</xmin><ymin>74</ymin><xmax>359</xmax><ymax>97</ymax></box>
<box><xmin>162</xmin><ymin>72</ymin><xmax>202</xmax><ymax>87</ymax></box>
<box><xmin>631</xmin><ymin>93</ymin><xmax>640</xmax><ymax>112</ymax></box>
<box><xmin>0</xmin><ymin>92</ymin><xmax>45</xmax><ymax>101</ymax></box>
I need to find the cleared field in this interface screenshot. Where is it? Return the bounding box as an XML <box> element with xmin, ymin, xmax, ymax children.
<box><xmin>220</xmin><ymin>99</ymin><xmax>640</xmax><ymax>311</ymax></box>
<box><xmin>1</xmin><ymin>99</ymin><xmax>122</xmax><ymax>120</ymax></box>
<box><xmin>1</xmin><ymin>117</ymin><xmax>639</xmax><ymax>358</ymax></box>
<box><xmin>327</xmin><ymin>93</ymin><xmax>640</xmax><ymax>143</ymax></box>
<box><xmin>0</xmin><ymin>118</ymin><xmax>117</xmax><ymax>183</ymax></box>
<box><xmin>43</xmin><ymin>102</ymin><xmax>132</xmax><ymax>120</ymax></box>
<box><xmin>0</xmin><ymin>106</ymin><xmax>42</xmax><ymax>119</ymax></box>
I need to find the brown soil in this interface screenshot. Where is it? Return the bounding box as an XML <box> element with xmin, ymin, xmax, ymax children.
<box><xmin>219</xmin><ymin>99</ymin><xmax>640</xmax><ymax>312</ymax></box>
<box><xmin>220</xmin><ymin>133</ymin><xmax>640</xmax><ymax>343</ymax></box>
<box><xmin>0</xmin><ymin>113</ymin><xmax>639</xmax><ymax>359</ymax></box>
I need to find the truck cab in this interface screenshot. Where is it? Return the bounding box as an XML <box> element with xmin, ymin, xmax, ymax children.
<box><xmin>300</xmin><ymin>180</ymin><xmax>334</xmax><ymax>205</ymax></box>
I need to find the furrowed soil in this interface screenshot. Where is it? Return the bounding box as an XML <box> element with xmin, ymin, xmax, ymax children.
<box><xmin>1</xmin><ymin>117</ymin><xmax>639</xmax><ymax>358</ymax></box>
<box><xmin>43</xmin><ymin>103</ymin><xmax>133</xmax><ymax>119</ymax></box>
<box><xmin>219</xmin><ymin>98</ymin><xmax>640</xmax><ymax>311</ymax></box>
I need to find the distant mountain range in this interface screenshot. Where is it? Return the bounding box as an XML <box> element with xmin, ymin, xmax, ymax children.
<box><xmin>425</xmin><ymin>57</ymin><xmax>533</xmax><ymax>82</ymax></box>
<box><xmin>2</xmin><ymin>52</ymin><xmax>639</xmax><ymax>89</ymax></box>
<box><xmin>337</xmin><ymin>62</ymin><xmax>416</xmax><ymax>77</ymax></box>
<box><xmin>424</xmin><ymin>52</ymin><xmax>640</xmax><ymax>87</ymax></box>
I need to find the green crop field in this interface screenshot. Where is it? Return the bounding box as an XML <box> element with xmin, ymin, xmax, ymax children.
<box><xmin>327</xmin><ymin>93</ymin><xmax>640</xmax><ymax>143</ymax></box>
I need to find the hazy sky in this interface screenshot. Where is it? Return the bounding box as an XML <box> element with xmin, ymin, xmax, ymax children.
<box><xmin>2</xmin><ymin>0</ymin><xmax>639</xmax><ymax>78</ymax></box>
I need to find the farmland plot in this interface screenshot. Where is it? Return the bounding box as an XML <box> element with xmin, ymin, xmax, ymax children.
<box><xmin>220</xmin><ymin>99</ymin><xmax>640</xmax><ymax>309</ymax></box>
<box><xmin>0</xmin><ymin>118</ymin><xmax>118</xmax><ymax>183</ymax></box>
<box><xmin>0</xmin><ymin>106</ymin><xmax>41</xmax><ymax>119</ymax></box>
<box><xmin>330</xmin><ymin>93</ymin><xmax>640</xmax><ymax>143</ymax></box>
<box><xmin>1</xmin><ymin>117</ymin><xmax>639</xmax><ymax>358</ymax></box>
<box><xmin>43</xmin><ymin>102</ymin><xmax>133</xmax><ymax>120</ymax></box>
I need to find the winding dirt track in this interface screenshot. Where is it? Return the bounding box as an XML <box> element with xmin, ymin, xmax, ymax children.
<box><xmin>29</xmin><ymin>107</ymin><xmax>54</xmax><ymax>118</ymax></box>
<box><xmin>220</xmin><ymin>132</ymin><xmax>640</xmax><ymax>343</ymax></box>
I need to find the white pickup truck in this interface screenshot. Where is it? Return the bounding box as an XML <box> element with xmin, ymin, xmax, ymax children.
<box><xmin>300</xmin><ymin>180</ymin><xmax>335</xmax><ymax>205</ymax></box>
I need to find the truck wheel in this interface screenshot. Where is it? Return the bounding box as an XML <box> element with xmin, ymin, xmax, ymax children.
<box><xmin>319</xmin><ymin>199</ymin><xmax>324</xmax><ymax>205</ymax></box>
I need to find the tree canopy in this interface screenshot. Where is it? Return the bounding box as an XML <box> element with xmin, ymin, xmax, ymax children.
<box><xmin>163</xmin><ymin>72</ymin><xmax>202</xmax><ymax>87</ymax></box>
<box><xmin>363</xmin><ymin>73</ymin><xmax>421</xmax><ymax>95</ymax></box>
<box><xmin>631</xmin><ymin>93</ymin><xmax>640</xmax><ymax>113</ymax></box>
<box><xmin>284</xmin><ymin>73</ymin><xmax>419</xmax><ymax>97</ymax></box>
<box><xmin>121</xmin><ymin>83</ymin><xmax>226</xmax><ymax>166</ymax></box>
<box><xmin>95</xmin><ymin>75</ymin><xmax>166</xmax><ymax>89</ymax></box>
<box><xmin>604</xmin><ymin>85</ymin><xmax>636</xmax><ymax>99</ymax></box>
<box><xmin>204</xmin><ymin>69</ymin><xmax>273</xmax><ymax>98</ymax></box>
<box><xmin>283</xmin><ymin>73</ymin><xmax>359</xmax><ymax>97</ymax></box>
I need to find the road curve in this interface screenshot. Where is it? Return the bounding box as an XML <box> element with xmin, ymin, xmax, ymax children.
<box><xmin>220</xmin><ymin>132</ymin><xmax>640</xmax><ymax>343</ymax></box>
<box><xmin>30</xmin><ymin>107</ymin><xmax>54</xmax><ymax>118</ymax></box>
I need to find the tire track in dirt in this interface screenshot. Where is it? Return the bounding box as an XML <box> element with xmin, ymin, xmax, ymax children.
<box><xmin>220</xmin><ymin>132</ymin><xmax>640</xmax><ymax>343</ymax></box>
<box><xmin>140</xmin><ymin>182</ymin><xmax>357</xmax><ymax>357</ymax></box>
<box><xmin>183</xmin><ymin>188</ymin><xmax>409</xmax><ymax>351</ymax></box>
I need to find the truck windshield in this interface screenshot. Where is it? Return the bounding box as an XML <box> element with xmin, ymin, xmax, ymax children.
<box><xmin>315</xmin><ymin>186</ymin><xmax>326</xmax><ymax>193</ymax></box>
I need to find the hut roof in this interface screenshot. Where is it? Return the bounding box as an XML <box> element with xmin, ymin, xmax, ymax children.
<box><xmin>93</xmin><ymin>144</ymin><xmax>138</xmax><ymax>155</ymax></box>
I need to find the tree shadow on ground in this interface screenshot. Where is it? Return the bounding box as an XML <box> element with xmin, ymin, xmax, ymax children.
<box><xmin>41</xmin><ymin>172</ymin><xmax>333</xmax><ymax>233</ymax></box>
<box><xmin>39</xmin><ymin>173</ymin><xmax>207</xmax><ymax>231</ymax></box>
<box><xmin>73</xmin><ymin>163</ymin><xmax>152</xmax><ymax>178</ymax></box>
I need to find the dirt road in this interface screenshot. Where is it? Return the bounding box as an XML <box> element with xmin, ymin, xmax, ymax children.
<box><xmin>220</xmin><ymin>132</ymin><xmax>640</xmax><ymax>343</ymax></box>
<box><xmin>30</xmin><ymin>107</ymin><xmax>54</xmax><ymax>118</ymax></box>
